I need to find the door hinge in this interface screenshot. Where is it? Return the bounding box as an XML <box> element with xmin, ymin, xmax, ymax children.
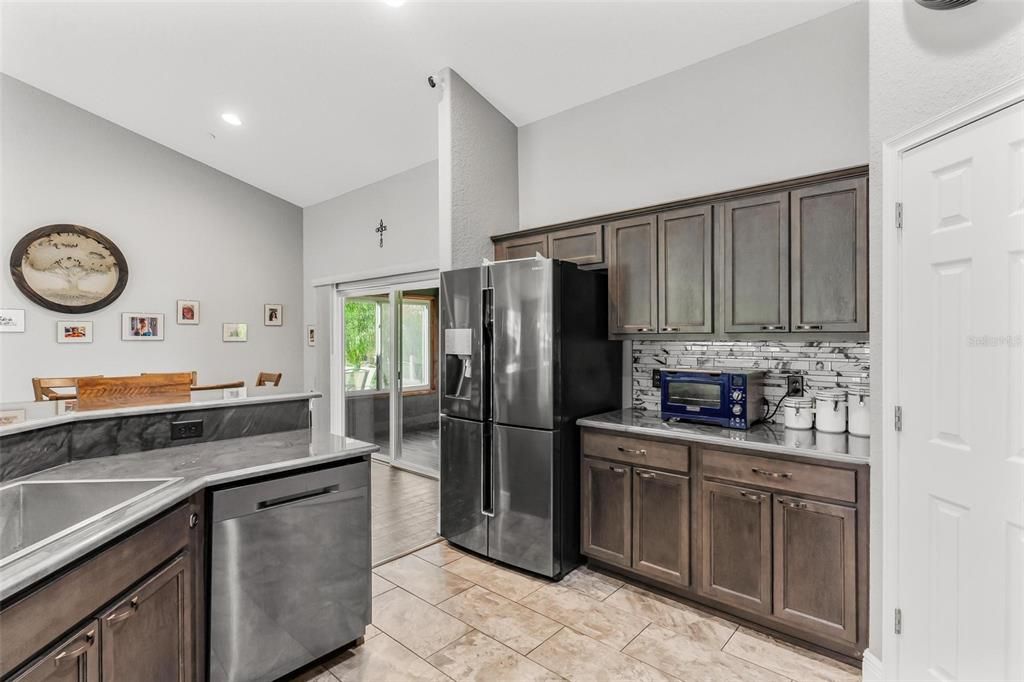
<box><xmin>894</xmin><ymin>608</ymin><xmax>903</xmax><ymax>634</ymax></box>
<box><xmin>896</xmin><ymin>202</ymin><xmax>904</xmax><ymax>230</ymax></box>
<box><xmin>894</xmin><ymin>406</ymin><xmax>903</xmax><ymax>431</ymax></box>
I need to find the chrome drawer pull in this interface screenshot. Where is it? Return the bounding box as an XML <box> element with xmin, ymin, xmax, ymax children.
<box><xmin>636</xmin><ymin>328</ymin><xmax>654</xmax><ymax>332</ymax></box>
<box><xmin>752</xmin><ymin>468</ymin><xmax>792</xmax><ymax>479</ymax></box>
<box><xmin>778</xmin><ymin>498</ymin><xmax>808</xmax><ymax>510</ymax></box>
<box><xmin>661</xmin><ymin>327</ymin><xmax>680</xmax><ymax>332</ymax></box>
<box><xmin>609</xmin><ymin>466</ymin><xmax>626</xmax><ymax>473</ymax></box>
<box><xmin>106</xmin><ymin>596</ymin><xmax>140</xmax><ymax>624</ymax></box>
<box><xmin>760</xmin><ymin>325</ymin><xmax>786</xmax><ymax>331</ymax></box>
<box><xmin>617</xmin><ymin>446</ymin><xmax>647</xmax><ymax>456</ymax></box>
<box><xmin>738</xmin><ymin>490</ymin><xmax>766</xmax><ymax>501</ymax></box>
<box><xmin>637</xmin><ymin>472</ymin><xmax>656</xmax><ymax>479</ymax></box>
<box><xmin>795</xmin><ymin>324</ymin><xmax>823</xmax><ymax>330</ymax></box>
<box><xmin>53</xmin><ymin>631</ymin><xmax>95</xmax><ymax>666</ymax></box>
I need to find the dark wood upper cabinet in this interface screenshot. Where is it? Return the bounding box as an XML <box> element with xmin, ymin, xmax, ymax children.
<box><xmin>10</xmin><ymin>622</ymin><xmax>100</xmax><ymax>682</ymax></box>
<box><xmin>582</xmin><ymin>456</ymin><xmax>632</xmax><ymax>568</ymax></box>
<box><xmin>608</xmin><ymin>215</ymin><xmax>658</xmax><ymax>334</ymax></box>
<box><xmin>548</xmin><ymin>224</ymin><xmax>604</xmax><ymax>266</ymax></box>
<box><xmin>790</xmin><ymin>178</ymin><xmax>868</xmax><ymax>332</ymax></box>
<box><xmin>721</xmin><ymin>192</ymin><xmax>790</xmax><ymax>333</ymax></box>
<box><xmin>658</xmin><ymin>206</ymin><xmax>713</xmax><ymax>333</ymax></box>
<box><xmin>494</xmin><ymin>233</ymin><xmax>548</xmax><ymax>261</ymax></box>
<box><xmin>632</xmin><ymin>468</ymin><xmax>690</xmax><ymax>587</ymax></box>
<box><xmin>699</xmin><ymin>480</ymin><xmax>772</xmax><ymax>614</ymax></box>
<box><xmin>773</xmin><ymin>495</ymin><xmax>858</xmax><ymax>643</ymax></box>
<box><xmin>100</xmin><ymin>553</ymin><xmax>193</xmax><ymax>682</ymax></box>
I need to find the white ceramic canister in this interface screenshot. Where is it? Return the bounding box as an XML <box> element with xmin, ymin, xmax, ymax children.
<box><xmin>782</xmin><ymin>396</ymin><xmax>815</xmax><ymax>430</ymax></box>
<box><xmin>814</xmin><ymin>389</ymin><xmax>848</xmax><ymax>433</ymax></box>
<box><xmin>846</xmin><ymin>386</ymin><xmax>871</xmax><ymax>437</ymax></box>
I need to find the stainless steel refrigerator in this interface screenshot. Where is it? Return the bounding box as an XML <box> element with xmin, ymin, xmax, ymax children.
<box><xmin>439</xmin><ymin>258</ymin><xmax>621</xmax><ymax>579</ymax></box>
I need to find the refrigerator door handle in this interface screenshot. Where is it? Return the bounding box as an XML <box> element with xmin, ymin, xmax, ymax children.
<box><xmin>481</xmin><ymin>425</ymin><xmax>495</xmax><ymax>517</ymax></box>
<box><xmin>482</xmin><ymin>285</ymin><xmax>493</xmax><ymax>420</ymax></box>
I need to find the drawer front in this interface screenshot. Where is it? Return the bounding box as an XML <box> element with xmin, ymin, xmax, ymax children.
<box><xmin>702</xmin><ymin>449</ymin><xmax>856</xmax><ymax>503</ymax></box>
<box><xmin>582</xmin><ymin>430</ymin><xmax>688</xmax><ymax>473</ymax></box>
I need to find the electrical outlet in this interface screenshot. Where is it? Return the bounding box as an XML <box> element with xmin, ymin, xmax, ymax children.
<box><xmin>787</xmin><ymin>375</ymin><xmax>805</xmax><ymax>396</ymax></box>
<box><xmin>652</xmin><ymin>369</ymin><xmax>662</xmax><ymax>388</ymax></box>
<box><xmin>171</xmin><ymin>419</ymin><xmax>204</xmax><ymax>440</ymax></box>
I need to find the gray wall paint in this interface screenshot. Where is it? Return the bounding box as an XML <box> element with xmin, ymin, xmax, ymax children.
<box><xmin>0</xmin><ymin>75</ymin><xmax>304</xmax><ymax>403</ymax></box>
<box><xmin>517</xmin><ymin>3</ymin><xmax>868</xmax><ymax>229</ymax></box>
<box><xmin>301</xmin><ymin>161</ymin><xmax>439</xmax><ymax>393</ymax></box>
<box><xmin>867</xmin><ymin>0</ymin><xmax>1024</xmax><ymax>663</ymax></box>
<box><xmin>438</xmin><ymin>68</ymin><xmax>519</xmax><ymax>269</ymax></box>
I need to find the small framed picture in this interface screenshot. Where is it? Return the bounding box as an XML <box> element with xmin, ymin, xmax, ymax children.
<box><xmin>223</xmin><ymin>322</ymin><xmax>248</xmax><ymax>342</ymax></box>
<box><xmin>177</xmin><ymin>300</ymin><xmax>199</xmax><ymax>325</ymax></box>
<box><xmin>0</xmin><ymin>309</ymin><xmax>25</xmax><ymax>333</ymax></box>
<box><xmin>264</xmin><ymin>304</ymin><xmax>283</xmax><ymax>326</ymax></box>
<box><xmin>57</xmin><ymin>320</ymin><xmax>93</xmax><ymax>343</ymax></box>
<box><xmin>122</xmin><ymin>313</ymin><xmax>164</xmax><ymax>340</ymax></box>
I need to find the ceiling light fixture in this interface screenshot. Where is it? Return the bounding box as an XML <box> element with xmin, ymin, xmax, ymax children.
<box><xmin>221</xmin><ymin>112</ymin><xmax>242</xmax><ymax>126</ymax></box>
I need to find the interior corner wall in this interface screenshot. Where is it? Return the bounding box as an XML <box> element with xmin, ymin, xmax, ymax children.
<box><xmin>0</xmin><ymin>75</ymin><xmax>304</xmax><ymax>403</ymax></box>
<box><xmin>516</xmin><ymin>2</ymin><xmax>869</xmax><ymax>230</ymax></box>
<box><xmin>438</xmin><ymin>68</ymin><xmax>519</xmax><ymax>269</ymax></box>
<box><xmin>867</xmin><ymin>0</ymin><xmax>1024</xmax><ymax>663</ymax></box>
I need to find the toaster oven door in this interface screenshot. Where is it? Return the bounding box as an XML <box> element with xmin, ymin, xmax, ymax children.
<box><xmin>662</xmin><ymin>375</ymin><xmax>728</xmax><ymax>417</ymax></box>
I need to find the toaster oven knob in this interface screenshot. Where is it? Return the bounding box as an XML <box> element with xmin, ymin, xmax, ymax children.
<box><xmin>732</xmin><ymin>404</ymin><xmax>743</xmax><ymax>416</ymax></box>
<box><xmin>731</xmin><ymin>390</ymin><xmax>744</xmax><ymax>401</ymax></box>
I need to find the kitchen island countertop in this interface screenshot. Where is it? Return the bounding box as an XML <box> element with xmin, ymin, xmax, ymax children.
<box><xmin>0</xmin><ymin>429</ymin><xmax>376</xmax><ymax>601</ymax></box>
<box><xmin>578</xmin><ymin>408</ymin><xmax>870</xmax><ymax>465</ymax></box>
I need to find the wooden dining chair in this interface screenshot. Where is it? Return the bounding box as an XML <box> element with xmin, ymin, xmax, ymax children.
<box><xmin>31</xmin><ymin>376</ymin><xmax>102</xmax><ymax>401</ymax></box>
<box><xmin>256</xmin><ymin>372</ymin><xmax>282</xmax><ymax>387</ymax></box>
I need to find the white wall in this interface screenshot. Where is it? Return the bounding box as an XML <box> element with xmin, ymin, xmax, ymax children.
<box><xmin>517</xmin><ymin>2</ymin><xmax>868</xmax><ymax>229</ymax></box>
<box><xmin>867</xmin><ymin>0</ymin><xmax>1024</xmax><ymax>665</ymax></box>
<box><xmin>0</xmin><ymin>75</ymin><xmax>304</xmax><ymax>403</ymax></box>
<box><xmin>301</xmin><ymin>160</ymin><xmax>439</xmax><ymax>391</ymax></box>
<box><xmin>438</xmin><ymin>68</ymin><xmax>519</xmax><ymax>269</ymax></box>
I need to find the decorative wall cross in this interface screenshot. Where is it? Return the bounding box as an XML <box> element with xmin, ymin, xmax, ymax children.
<box><xmin>375</xmin><ymin>219</ymin><xmax>387</xmax><ymax>248</ymax></box>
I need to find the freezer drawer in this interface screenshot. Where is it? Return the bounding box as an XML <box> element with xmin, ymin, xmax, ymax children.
<box><xmin>440</xmin><ymin>415</ymin><xmax>489</xmax><ymax>557</ymax></box>
<box><xmin>209</xmin><ymin>462</ymin><xmax>370</xmax><ymax>682</ymax></box>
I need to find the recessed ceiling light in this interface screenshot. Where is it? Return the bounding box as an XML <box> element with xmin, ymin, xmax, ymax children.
<box><xmin>221</xmin><ymin>112</ymin><xmax>242</xmax><ymax>126</ymax></box>
<box><xmin>382</xmin><ymin>0</ymin><xmax>405</xmax><ymax>7</ymax></box>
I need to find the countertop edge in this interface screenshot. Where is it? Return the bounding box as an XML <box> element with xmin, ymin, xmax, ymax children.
<box><xmin>0</xmin><ymin>434</ymin><xmax>376</xmax><ymax>601</ymax></box>
<box><xmin>577</xmin><ymin>415</ymin><xmax>870</xmax><ymax>466</ymax></box>
<box><xmin>0</xmin><ymin>392</ymin><xmax>323</xmax><ymax>437</ymax></box>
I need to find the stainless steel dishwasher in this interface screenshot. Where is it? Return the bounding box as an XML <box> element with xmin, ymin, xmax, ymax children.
<box><xmin>209</xmin><ymin>460</ymin><xmax>370</xmax><ymax>682</ymax></box>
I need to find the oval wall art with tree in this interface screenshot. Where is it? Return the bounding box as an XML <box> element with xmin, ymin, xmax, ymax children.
<box><xmin>9</xmin><ymin>224</ymin><xmax>129</xmax><ymax>313</ymax></box>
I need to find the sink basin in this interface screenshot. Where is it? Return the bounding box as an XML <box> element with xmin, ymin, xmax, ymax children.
<box><xmin>0</xmin><ymin>479</ymin><xmax>176</xmax><ymax>566</ymax></box>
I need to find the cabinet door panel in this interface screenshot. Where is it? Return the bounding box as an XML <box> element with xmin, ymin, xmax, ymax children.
<box><xmin>100</xmin><ymin>553</ymin><xmax>191</xmax><ymax>682</ymax></box>
<box><xmin>699</xmin><ymin>480</ymin><xmax>772</xmax><ymax>614</ymax></box>
<box><xmin>659</xmin><ymin>206</ymin><xmax>713</xmax><ymax>333</ymax></box>
<box><xmin>495</xmin><ymin>234</ymin><xmax>548</xmax><ymax>261</ymax></box>
<box><xmin>549</xmin><ymin>224</ymin><xmax>604</xmax><ymax>265</ymax></box>
<box><xmin>10</xmin><ymin>622</ymin><xmax>100</xmax><ymax>682</ymax></box>
<box><xmin>632</xmin><ymin>468</ymin><xmax>689</xmax><ymax>586</ymax></box>
<box><xmin>608</xmin><ymin>216</ymin><xmax>658</xmax><ymax>333</ymax></box>
<box><xmin>791</xmin><ymin>178</ymin><xmax>868</xmax><ymax>332</ymax></box>
<box><xmin>773</xmin><ymin>495</ymin><xmax>857</xmax><ymax>643</ymax></box>
<box><xmin>722</xmin><ymin>192</ymin><xmax>789</xmax><ymax>332</ymax></box>
<box><xmin>582</xmin><ymin>457</ymin><xmax>631</xmax><ymax>567</ymax></box>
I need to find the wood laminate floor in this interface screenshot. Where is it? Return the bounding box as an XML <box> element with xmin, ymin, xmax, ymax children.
<box><xmin>291</xmin><ymin>542</ymin><xmax>861</xmax><ymax>682</ymax></box>
<box><xmin>371</xmin><ymin>461</ymin><xmax>439</xmax><ymax>565</ymax></box>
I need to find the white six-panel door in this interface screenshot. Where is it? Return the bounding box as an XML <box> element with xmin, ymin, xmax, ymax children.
<box><xmin>898</xmin><ymin>100</ymin><xmax>1024</xmax><ymax>681</ymax></box>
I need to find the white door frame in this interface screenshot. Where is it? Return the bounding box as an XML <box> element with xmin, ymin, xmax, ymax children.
<box><xmin>880</xmin><ymin>76</ymin><xmax>1024</xmax><ymax>681</ymax></box>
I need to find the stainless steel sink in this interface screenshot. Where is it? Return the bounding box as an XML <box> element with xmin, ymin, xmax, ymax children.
<box><xmin>0</xmin><ymin>479</ymin><xmax>177</xmax><ymax>566</ymax></box>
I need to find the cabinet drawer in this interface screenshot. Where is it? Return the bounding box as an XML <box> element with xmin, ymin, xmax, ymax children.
<box><xmin>582</xmin><ymin>430</ymin><xmax>688</xmax><ymax>473</ymax></box>
<box><xmin>702</xmin><ymin>449</ymin><xmax>856</xmax><ymax>504</ymax></box>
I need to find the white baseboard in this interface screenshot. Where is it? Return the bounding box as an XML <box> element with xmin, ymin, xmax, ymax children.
<box><xmin>861</xmin><ymin>649</ymin><xmax>884</xmax><ymax>681</ymax></box>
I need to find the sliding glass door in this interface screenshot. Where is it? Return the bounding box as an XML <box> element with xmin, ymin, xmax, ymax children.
<box><xmin>338</xmin><ymin>281</ymin><xmax>439</xmax><ymax>476</ymax></box>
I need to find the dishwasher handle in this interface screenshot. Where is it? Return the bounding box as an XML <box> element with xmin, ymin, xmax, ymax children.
<box><xmin>257</xmin><ymin>485</ymin><xmax>340</xmax><ymax>511</ymax></box>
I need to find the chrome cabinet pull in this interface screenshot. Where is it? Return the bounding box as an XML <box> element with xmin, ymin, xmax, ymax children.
<box><xmin>106</xmin><ymin>596</ymin><xmax>140</xmax><ymax>624</ymax></box>
<box><xmin>636</xmin><ymin>327</ymin><xmax>654</xmax><ymax>332</ymax></box>
<box><xmin>777</xmin><ymin>498</ymin><xmax>808</xmax><ymax>510</ymax></box>
<box><xmin>53</xmin><ymin>631</ymin><xmax>95</xmax><ymax>666</ymax></box>
<box><xmin>795</xmin><ymin>324</ymin><xmax>823</xmax><ymax>330</ymax></box>
<box><xmin>637</xmin><ymin>472</ymin><xmax>656</xmax><ymax>479</ymax></box>
<box><xmin>617</xmin><ymin>446</ymin><xmax>647</xmax><ymax>456</ymax></box>
<box><xmin>609</xmin><ymin>466</ymin><xmax>626</xmax><ymax>473</ymax></box>
<box><xmin>752</xmin><ymin>467</ymin><xmax>792</xmax><ymax>479</ymax></box>
<box><xmin>661</xmin><ymin>327</ymin><xmax>680</xmax><ymax>332</ymax></box>
<box><xmin>760</xmin><ymin>325</ymin><xmax>786</xmax><ymax>331</ymax></box>
<box><xmin>738</xmin><ymin>490</ymin><xmax>766</xmax><ymax>501</ymax></box>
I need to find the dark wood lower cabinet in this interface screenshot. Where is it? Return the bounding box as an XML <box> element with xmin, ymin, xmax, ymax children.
<box><xmin>632</xmin><ymin>468</ymin><xmax>689</xmax><ymax>587</ymax></box>
<box><xmin>10</xmin><ymin>622</ymin><xmax>100</xmax><ymax>682</ymax></box>
<box><xmin>581</xmin><ymin>457</ymin><xmax>631</xmax><ymax>568</ymax></box>
<box><xmin>699</xmin><ymin>480</ymin><xmax>772</xmax><ymax>614</ymax></box>
<box><xmin>773</xmin><ymin>495</ymin><xmax>857</xmax><ymax>644</ymax></box>
<box><xmin>100</xmin><ymin>554</ymin><xmax>192</xmax><ymax>682</ymax></box>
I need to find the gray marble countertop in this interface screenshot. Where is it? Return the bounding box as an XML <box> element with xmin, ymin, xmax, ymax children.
<box><xmin>0</xmin><ymin>390</ymin><xmax>322</xmax><ymax>437</ymax></box>
<box><xmin>0</xmin><ymin>429</ymin><xmax>377</xmax><ymax>600</ymax></box>
<box><xmin>578</xmin><ymin>409</ymin><xmax>870</xmax><ymax>465</ymax></box>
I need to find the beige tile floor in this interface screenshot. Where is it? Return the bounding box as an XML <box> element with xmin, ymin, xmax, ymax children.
<box><xmin>289</xmin><ymin>542</ymin><xmax>862</xmax><ymax>682</ymax></box>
